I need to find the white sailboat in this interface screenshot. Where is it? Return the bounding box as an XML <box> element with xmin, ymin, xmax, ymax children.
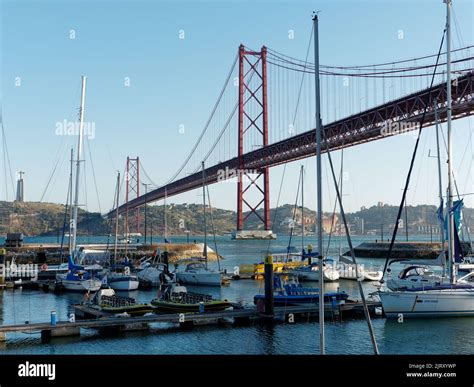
<box><xmin>175</xmin><ymin>161</ymin><xmax>223</xmax><ymax>287</ymax></box>
<box><xmin>56</xmin><ymin>76</ymin><xmax>101</xmax><ymax>293</ymax></box>
<box><xmin>103</xmin><ymin>172</ymin><xmax>139</xmax><ymax>291</ymax></box>
<box><xmin>379</xmin><ymin>0</ymin><xmax>474</xmax><ymax>318</ymax></box>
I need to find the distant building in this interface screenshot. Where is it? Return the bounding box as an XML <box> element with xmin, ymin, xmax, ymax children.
<box><xmin>15</xmin><ymin>171</ymin><xmax>25</xmax><ymax>202</ymax></box>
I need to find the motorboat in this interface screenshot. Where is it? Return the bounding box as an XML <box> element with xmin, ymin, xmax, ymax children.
<box><xmin>253</xmin><ymin>274</ymin><xmax>349</xmax><ymax>306</ymax></box>
<box><xmin>85</xmin><ymin>288</ymin><xmax>153</xmax><ymax>316</ymax></box>
<box><xmin>175</xmin><ymin>260</ymin><xmax>223</xmax><ymax>286</ymax></box>
<box><xmin>151</xmin><ymin>283</ymin><xmax>231</xmax><ymax>313</ymax></box>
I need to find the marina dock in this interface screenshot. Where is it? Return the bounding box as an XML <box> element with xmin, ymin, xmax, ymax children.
<box><xmin>0</xmin><ymin>301</ymin><xmax>382</xmax><ymax>342</ymax></box>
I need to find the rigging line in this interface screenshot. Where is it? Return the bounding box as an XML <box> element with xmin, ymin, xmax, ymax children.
<box><xmin>410</xmin><ymin>119</ymin><xmax>431</xmax><ymax>203</ymax></box>
<box><xmin>325</xmin><ymin>149</ymin><xmax>344</xmax><ymax>257</ymax></box>
<box><xmin>286</xmin><ymin>167</ymin><xmax>302</xmax><ymax>259</ymax></box>
<box><xmin>321</xmin><ymin>125</ymin><xmax>379</xmax><ymax>355</ymax></box>
<box><xmin>39</xmin><ymin>147</ymin><xmax>68</xmax><ymax>202</ymax></box>
<box><xmin>59</xmin><ymin>176</ymin><xmax>71</xmax><ymax>263</ymax></box>
<box><xmin>205</xmin><ymin>184</ymin><xmax>221</xmax><ymax>272</ymax></box>
<box><xmin>264</xmin><ymin>22</ymin><xmax>315</xmax><ymax>254</ymax></box>
<box><xmin>452</xmin><ymin>7</ymin><xmax>469</xmax><ymax>67</ymax></box>
<box><xmin>0</xmin><ymin>110</ymin><xmax>16</xmax><ymax>199</ymax></box>
<box><xmin>267</xmin><ymin>45</ymin><xmax>474</xmax><ymax>69</ymax></box>
<box><xmin>382</xmin><ymin>29</ymin><xmax>447</xmax><ymax>277</ymax></box>
<box><xmin>164</xmin><ymin>52</ymin><xmax>239</xmax><ymax>185</ymax></box>
<box><xmin>85</xmin><ymin>136</ymin><xmax>102</xmax><ymax>214</ymax></box>
<box><xmin>437</xmin><ymin>117</ymin><xmax>473</xmax><ymax>245</ymax></box>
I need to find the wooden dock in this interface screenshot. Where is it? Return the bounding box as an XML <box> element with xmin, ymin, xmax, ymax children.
<box><xmin>0</xmin><ymin>301</ymin><xmax>383</xmax><ymax>342</ymax></box>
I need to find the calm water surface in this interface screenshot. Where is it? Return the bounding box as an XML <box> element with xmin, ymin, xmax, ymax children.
<box><xmin>0</xmin><ymin>235</ymin><xmax>473</xmax><ymax>355</ymax></box>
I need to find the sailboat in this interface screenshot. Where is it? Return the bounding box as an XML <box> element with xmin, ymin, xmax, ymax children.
<box><xmin>175</xmin><ymin>161</ymin><xmax>223</xmax><ymax>287</ymax></box>
<box><xmin>379</xmin><ymin>0</ymin><xmax>474</xmax><ymax>317</ymax></box>
<box><xmin>101</xmin><ymin>172</ymin><xmax>139</xmax><ymax>291</ymax></box>
<box><xmin>57</xmin><ymin>255</ymin><xmax>102</xmax><ymax>292</ymax></box>
<box><xmin>56</xmin><ymin>76</ymin><xmax>102</xmax><ymax>293</ymax></box>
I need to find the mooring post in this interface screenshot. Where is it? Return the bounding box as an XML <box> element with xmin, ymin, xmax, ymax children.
<box><xmin>264</xmin><ymin>254</ymin><xmax>274</xmax><ymax>317</ymax></box>
<box><xmin>307</xmin><ymin>244</ymin><xmax>312</xmax><ymax>266</ymax></box>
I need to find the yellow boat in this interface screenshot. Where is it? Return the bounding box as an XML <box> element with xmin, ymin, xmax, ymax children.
<box><xmin>252</xmin><ymin>253</ymin><xmax>305</xmax><ymax>275</ymax></box>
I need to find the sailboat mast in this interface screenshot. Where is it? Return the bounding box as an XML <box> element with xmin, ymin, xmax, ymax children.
<box><xmin>201</xmin><ymin>161</ymin><xmax>208</xmax><ymax>268</ymax></box>
<box><xmin>164</xmin><ymin>187</ymin><xmax>167</xmax><ymax>242</ymax></box>
<box><xmin>434</xmin><ymin>100</ymin><xmax>446</xmax><ymax>275</ymax></box>
<box><xmin>68</xmin><ymin>147</ymin><xmax>74</xmax><ymax>256</ymax></box>
<box><xmin>114</xmin><ymin>172</ymin><xmax>121</xmax><ymax>265</ymax></box>
<box><xmin>445</xmin><ymin>0</ymin><xmax>455</xmax><ymax>283</ymax></box>
<box><xmin>301</xmin><ymin>165</ymin><xmax>304</xmax><ymax>252</ymax></box>
<box><xmin>313</xmin><ymin>12</ymin><xmax>325</xmax><ymax>355</ymax></box>
<box><xmin>71</xmin><ymin>76</ymin><xmax>87</xmax><ymax>259</ymax></box>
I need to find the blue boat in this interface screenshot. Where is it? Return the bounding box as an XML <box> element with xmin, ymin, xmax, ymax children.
<box><xmin>56</xmin><ymin>255</ymin><xmax>102</xmax><ymax>292</ymax></box>
<box><xmin>253</xmin><ymin>275</ymin><xmax>349</xmax><ymax>306</ymax></box>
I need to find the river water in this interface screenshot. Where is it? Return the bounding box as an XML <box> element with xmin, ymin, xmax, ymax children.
<box><xmin>0</xmin><ymin>234</ymin><xmax>473</xmax><ymax>355</ymax></box>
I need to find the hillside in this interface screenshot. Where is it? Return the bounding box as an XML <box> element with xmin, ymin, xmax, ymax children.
<box><xmin>1</xmin><ymin>200</ymin><xmax>473</xmax><ymax>237</ymax></box>
<box><xmin>0</xmin><ymin>201</ymin><xmax>108</xmax><ymax>236</ymax></box>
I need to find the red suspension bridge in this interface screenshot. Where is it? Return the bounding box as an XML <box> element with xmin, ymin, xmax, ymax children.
<box><xmin>108</xmin><ymin>43</ymin><xmax>474</xmax><ymax>235</ymax></box>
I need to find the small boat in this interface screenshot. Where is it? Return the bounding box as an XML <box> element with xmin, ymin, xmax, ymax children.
<box><xmin>137</xmin><ymin>262</ymin><xmax>174</xmax><ymax>287</ymax></box>
<box><xmin>151</xmin><ymin>284</ymin><xmax>231</xmax><ymax>313</ymax></box>
<box><xmin>253</xmin><ymin>274</ymin><xmax>349</xmax><ymax>306</ymax></box>
<box><xmin>86</xmin><ymin>288</ymin><xmax>153</xmax><ymax>316</ymax></box>
<box><xmin>106</xmin><ymin>271</ymin><xmax>139</xmax><ymax>291</ymax></box>
<box><xmin>101</xmin><ymin>258</ymin><xmax>140</xmax><ymax>291</ymax></box>
<box><xmin>56</xmin><ymin>255</ymin><xmax>102</xmax><ymax>292</ymax></box>
<box><xmin>289</xmin><ymin>259</ymin><xmax>340</xmax><ymax>282</ymax></box>
<box><xmin>175</xmin><ymin>260</ymin><xmax>223</xmax><ymax>287</ymax></box>
<box><xmin>253</xmin><ymin>252</ymin><xmax>305</xmax><ymax>275</ymax></box>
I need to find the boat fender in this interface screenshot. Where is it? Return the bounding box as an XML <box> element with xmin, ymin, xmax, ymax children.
<box><xmin>41</xmin><ymin>263</ymin><xmax>48</xmax><ymax>271</ymax></box>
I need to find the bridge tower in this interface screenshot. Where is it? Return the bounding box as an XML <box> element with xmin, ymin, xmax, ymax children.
<box><xmin>125</xmin><ymin>156</ymin><xmax>140</xmax><ymax>235</ymax></box>
<box><xmin>235</xmin><ymin>45</ymin><xmax>273</xmax><ymax>239</ymax></box>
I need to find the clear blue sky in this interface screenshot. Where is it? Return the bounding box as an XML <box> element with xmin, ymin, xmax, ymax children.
<box><xmin>1</xmin><ymin>0</ymin><xmax>473</xmax><ymax>215</ymax></box>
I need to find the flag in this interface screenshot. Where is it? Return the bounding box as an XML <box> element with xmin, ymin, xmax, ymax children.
<box><xmin>437</xmin><ymin>199</ymin><xmax>444</xmax><ymax>223</ymax></box>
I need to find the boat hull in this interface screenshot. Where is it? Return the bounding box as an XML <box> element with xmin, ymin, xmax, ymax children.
<box><xmin>254</xmin><ymin>292</ymin><xmax>348</xmax><ymax>306</ymax></box>
<box><xmin>59</xmin><ymin>278</ymin><xmax>102</xmax><ymax>292</ymax></box>
<box><xmin>151</xmin><ymin>299</ymin><xmax>231</xmax><ymax>313</ymax></box>
<box><xmin>176</xmin><ymin>272</ymin><xmax>222</xmax><ymax>286</ymax></box>
<box><xmin>380</xmin><ymin>288</ymin><xmax>474</xmax><ymax>318</ymax></box>
<box><xmin>91</xmin><ymin>304</ymin><xmax>153</xmax><ymax>316</ymax></box>
<box><xmin>108</xmin><ymin>279</ymin><xmax>139</xmax><ymax>291</ymax></box>
<box><xmin>290</xmin><ymin>267</ymin><xmax>340</xmax><ymax>282</ymax></box>
<box><xmin>137</xmin><ymin>267</ymin><xmax>163</xmax><ymax>287</ymax></box>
